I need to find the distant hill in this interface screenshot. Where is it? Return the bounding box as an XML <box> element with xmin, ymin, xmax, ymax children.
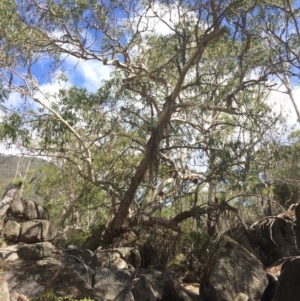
<box><xmin>0</xmin><ymin>154</ymin><xmax>47</xmax><ymax>202</ymax></box>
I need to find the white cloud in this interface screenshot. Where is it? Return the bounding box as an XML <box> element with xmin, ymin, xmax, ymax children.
<box><xmin>63</xmin><ymin>56</ymin><xmax>113</xmax><ymax>92</ymax></box>
<box><xmin>45</xmin><ymin>29</ymin><xmax>113</xmax><ymax>92</ymax></box>
<box><xmin>0</xmin><ymin>143</ymin><xmax>23</xmax><ymax>156</ymax></box>
<box><xmin>6</xmin><ymin>92</ymin><xmax>24</xmax><ymax>109</ymax></box>
<box><xmin>268</xmin><ymin>85</ymin><xmax>300</xmax><ymax>129</ymax></box>
<box><xmin>29</xmin><ymin>56</ymin><xmax>113</xmax><ymax>110</ymax></box>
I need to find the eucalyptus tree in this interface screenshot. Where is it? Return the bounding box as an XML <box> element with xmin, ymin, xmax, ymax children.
<box><xmin>263</xmin><ymin>130</ymin><xmax>300</xmax><ymax>208</ymax></box>
<box><xmin>254</xmin><ymin>0</ymin><xmax>300</xmax><ymax>120</ymax></box>
<box><xmin>0</xmin><ymin>0</ymin><xmax>297</xmax><ymax>246</ymax></box>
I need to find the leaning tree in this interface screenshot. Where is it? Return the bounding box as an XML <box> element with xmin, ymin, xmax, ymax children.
<box><xmin>0</xmin><ymin>0</ymin><xmax>298</xmax><ymax>247</ymax></box>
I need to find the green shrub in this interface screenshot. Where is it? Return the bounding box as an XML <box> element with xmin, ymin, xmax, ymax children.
<box><xmin>65</xmin><ymin>228</ymin><xmax>90</xmax><ymax>247</ymax></box>
<box><xmin>136</xmin><ymin>227</ymin><xmax>212</xmax><ymax>274</ymax></box>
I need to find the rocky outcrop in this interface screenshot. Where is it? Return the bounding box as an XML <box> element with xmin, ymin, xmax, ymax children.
<box><xmin>3</xmin><ymin>195</ymin><xmax>56</xmax><ymax>245</ymax></box>
<box><xmin>10</xmin><ymin>198</ymin><xmax>49</xmax><ymax>220</ymax></box>
<box><xmin>19</xmin><ymin>219</ymin><xmax>57</xmax><ymax>243</ymax></box>
<box><xmin>46</xmin><ymin>266</ymin><xmax>100</xmax><ymax>301</ymax></box>
<box><xmin>5</xmin><ymin>257</ymin><xmax>100</xmax><ymax>301</ymax></box>
<box><xmin>5</xmin><ymin>257</ymin><xmax>65</xmax><ymax>299</ymax></box>
<box><xmin>95</xmin><ymin>247</ymin><xmax>141</xmax><ymax>272</ymax></box>
<box><xmin>200</xmin><ymin>235</ymin><xmax>268</xmax><ymax>301</ymax></box>
<box><xmin>136</xmin><ymin>268</ymin><xmax>179</xmax><ymax>297</ymax></box>
<box><xmin>60</xmin><ymin>252</ymin><xmax>95</xmax><ymax>286</ymax></box>
<box><xmin>2</xmin><ymin>243</ymin><xmax>190</xmax><ymax>301</ymax></box>
<box><xmin>131</xmin><ymin>275</ymin><xmax>160</xmax><ymax>301</ymax></box>
<box><xmin>51</xmin><ymin>231</ymin><xmax>68</xmax><ymax>249</ymax></box>
<box><xmin>5</xmin><ymin>201</ymin><xmax>300</xmax><ymax>301</ymax></box>
<box><xmin>0</xmin><ymin>183</ymin><xmax>22</xmax><ymax>232</ymax></box>
<box><xmin>161</xmin><ymin>279</ymin><xmax>193</xmax><ymax>301</ymax></box>
<box><xmin>107</xmin><ymin>257</ymin><xmax>128</xmax><ymax>271</ymax></box>
<box><xmin>0</xmin><ymin>244</ymin><xmax>19</xmax><ymax>263</ymax></box>
<box><xmin>94</xmin><ymin>268</ymin><xmax>134</xmax><ymax>301</ymax></box>
<box><xmin>3</xmin><ymin>220</ymin><xmax>21</xmax><ymax>243</ymax></box>
<box><xmin>17</xmin><ymin>242</ymin><xmax>55</xmax><ymax>260</ymax></box>
<box><xmin>63</xmin><ymin>248</ymin><xmax>100</xmax><ymax>271</ymax></box>
<box><xmin>229</xmin><ymin>210</ymin><xmax>300</xmax><ymax>266</ymax></box>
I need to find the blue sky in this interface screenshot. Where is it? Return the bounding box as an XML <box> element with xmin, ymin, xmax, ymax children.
<box><xmin>1</xmin><ymin>1</ymin><xmax>300</xmax><ymax>154</ymax></box>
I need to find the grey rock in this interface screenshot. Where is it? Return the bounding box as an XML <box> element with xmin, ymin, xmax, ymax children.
<box><xmin>3</xmin><ymin>220</ymin><xmax>21</xmax><ymax>243</ymax></box>
<box><xmin>5</xmin><ymin>257</ymin><xmax>63</xmax><ymax>298</ymax></box>
<box><xmin>0</xmin><ymin>274</ymin><xmax>10</xmax><ymax>301</ymax></box>
<box><xmin>19</xmin><ymin>219</ymin><xmax>57</xmax><ymax>243</ymax></box>
<box><xmin>132</xmin><ymin>275</ymin><xmax>160</xmax><ymax>301</ymax></box>
<box><xmin>233</xmin><ymin>292</ymin><xmax>250</xmax><ymax>301</ymax></box>
<box><xmin>130</xmin><ymin>248</ymin><xmax>141</xmax><ymax>269</ymax></box>
<box><xmin>5</xmin><ymin>257</ymin><xmax>100</xmax><ymax>300</ymax></box>
<box><xmin>136</xmin><ymin>268</ymin><xmax>178</xmax><ymax>297</ymax></box>
<box><xmin>60</xmin><ymin>253</ymin><xmax>94</xmax><ymax>285</ymax></box>
<box><xmin>108</xmin><ymin>258</ymin><xmax>128</xmax><ymax>272</ymax></box>
<box><xmin>274</xmin><ymin>257</ymin><xmax>300</xmax><ymax>301</ymax></box>
<box><xmin>63</xmin><ymin>248</ymin><xmax>100</xmax><ymax>271</ymax></box>
<box><xmin>10</xmin><ymin>198</ymin><xmax>49</xmax><ymax>220</ymax></box>
<box><xmin>161</xmin><ymin>278</ymin><xmax>193</xmax><ymax>301</ymax></box>
<box><xmin>17</xmin><ymin>242</ymin><xmax>54</xmax><ymax>260</ymax></box>
<box><xmin>95</xmin><ymin>247</ymin><xmax>141</xmax><ymax>268</ymax></box>
<box><xmin>95</xmin><ymin>248</ymin><xmax>122</xmax><ymax>267</ymax></box>
<box><xmin>200</xmin><ymin>235</ymin><xmax>267</xmax><ymax>301</ymax></box>
<box><xmin>94</xmin><ymin>268</ymin><xmax>133</xmax><ymax>301</ymax></box>
<box><xmin>229</xmin><ymin>214</ymin><xmax>299</xmax><ymax>266</ymax></box>
<box><xmin>52</xmin><ymin>231</ymin><xmax>68</xmax><ymax>249</ymax></box>
<box><xmin>0</xmin><ymin>244</ymin><xmax>19</xmax><ymax>262</ymax></box>
<box><xmin>48</xmin><ymin>266</ymin><xmax>100</xmax><ymax>300</ymax></box>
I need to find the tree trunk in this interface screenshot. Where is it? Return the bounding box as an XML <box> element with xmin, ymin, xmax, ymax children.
<box><xmin>207</xmin><ymin>179</ymin><xmax>219</xmax><ymax>238</ymax></box>
<box><xmin>206</xmin><ymin>105</ymin><xmax>220</xmax><ymax>239</ymax></box>
<box><xmin>0</xmin><ymin>182</ymin><xmax>22</xmax><ymax>232</ymax></box>
<box><xmin>105</xmin><ymin>27</ymin><xmax>226</xmax><ymax>243</ymax></box>
<box><xmin>295</xmin><ymin>203</ymin><xmax>300</xmax><ymax>249</ymax></box>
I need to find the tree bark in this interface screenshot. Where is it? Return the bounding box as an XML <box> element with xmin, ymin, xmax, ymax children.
<box><xmin>0</xmin><ymin>182</ymin><xmax>22</xmax><ymax>232</ymax></box>
<box><xmin>128</xmin><ymin>206</ymin><xmax>215</xmax><ymax>232</ymax></box>
<box><xmin>295</xmin><ymin>203</ymin><xmax>300</xmax><ymax>249</ymax></box>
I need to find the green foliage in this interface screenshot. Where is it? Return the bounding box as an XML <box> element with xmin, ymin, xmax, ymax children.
<box><xmin>137</xmin><ymin>227</ymin><xmax>210</xmax><ymax>273</ymax></box>
<box><xmin>167</xmin><ymin>230</ymin><xmax>212</xmax><ymax>275</ymax></box>
<box><xmin>0</xmin><ymin>82</ymin><xmax>8</xmax><ymax>103</ymax></box>
<box><xmin>1</xmin><ymin>113</ymin><xmax>30</xmax><ymax>144</ymax></box>
<box><xmin>259</xmin><ymin>130</ymin><xmax>300</xmax><ymax>208</ymax></box>
<box><xmin>234</xmin><ymin>197</ymin><xmax>263</xmax><ymax>223</ymax></box>
<box><xmin>36</xmin><ymin>162</ymin><xmax>109</xmax><ymax>231</ymax></box>
<box><xmin>65</xmin><ymin>229</ymin><xmax>90</xmax><ymax>247</ymax></box>
<box><xmin>0</xmin><ymin>155</ymin><xmax>45</xmax><ymax>201</ymax></box>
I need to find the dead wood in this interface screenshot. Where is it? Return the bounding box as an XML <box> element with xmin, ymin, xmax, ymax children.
<box><xmin>0</xmin><ymin>182</ymin><xmax>22</xmax><ymax>232</ymax></box>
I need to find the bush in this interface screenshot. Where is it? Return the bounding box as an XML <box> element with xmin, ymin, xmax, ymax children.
<box><xmin>136</xmin><ymin>227</ymin><xmax>212</xmax><ymax>274</ymax></box>
<box><xmin>65</xmin><ymin>228</ymin><xmax>90</xmax><ymax>247</ymax></box>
